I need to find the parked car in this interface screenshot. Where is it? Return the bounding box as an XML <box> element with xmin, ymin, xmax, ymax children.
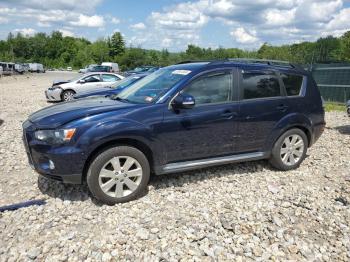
<box><xmin>29</xmin><ymin>63</ymin><xmax>45</xmax><ymax>73</ymax></box>
<box><xmin>347</xmin><ymin>100</ymin><xmax>350</xmax><ymax>116</ymax></box>
<box><xmin>102</xmin><ymin>62</ymin><xmax>119</xmax><ymax>72</ymax></box>
<box><xmin>23</xmin><ymin>59</ymin><xmax>325</xmax><ymax>204</ymax></box>
<box><xmin>22</xmin><ymin>63</ymin><xmax>30</xmax><ymax>72</ymax></box>
<box><xmin>89</xmin><ymin>65</ymin><xmax>112</xmax><ymax>73</ymax></box>
<box><xmin>15</xmin><ymin>64</ymin><xmax>25</xmax><ymax>74</ymax></box>
<box><xmin>67</xmin><ymin>67</ymin><xmax>72</xmax><ymax>71</ymax></box>
<box><xmin>124</xmin><ymin>66</ymin><xmax>159</xmax><ymax>76</ymax></box>
<box><xmin>79</xmin><ymin>64</ymin><xmax>98</xmax><ymax>74</ymax></box>
<box><xmin>74</xmin><ymin>73</ymin><xmax>148</xmax><ymax>100</ymax></box>
<box><xmin>0</xmin><ymin>66</ymin><xmax>3</xmax><ymax>76</ymax></box>
<box><xmin>45</xmin><ymin>72</ymin><xmax>124</xmax><ymax>102</ymax></box>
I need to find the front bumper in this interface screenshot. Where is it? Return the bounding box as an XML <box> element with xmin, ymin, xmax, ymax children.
<box><xmin>45</xmin><ymin>88</ymin><xmax>62</xmax><ymax>102</ymax></box>
<box><xmin>22</xmin><ymin>121</ymin><xmax>85</xmax><ymax>184</ymax></box>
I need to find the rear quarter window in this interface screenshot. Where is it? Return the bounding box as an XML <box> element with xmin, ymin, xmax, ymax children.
<box><xmin>281</xmin><ymin>73</ymin><xmax>303</xmax><ymax>96</ymax></box>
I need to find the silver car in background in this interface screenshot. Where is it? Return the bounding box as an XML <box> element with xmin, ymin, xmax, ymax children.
<box><xmin>45</xmin><ymin>72</ymin><xmax>124</xmax><ymax>102</ymax></box>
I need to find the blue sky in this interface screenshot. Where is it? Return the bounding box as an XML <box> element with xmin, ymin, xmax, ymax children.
<box><xmin>0</xmin><ymin>0</ymin><xmax>350</xmax><ymax>51</ymax></box>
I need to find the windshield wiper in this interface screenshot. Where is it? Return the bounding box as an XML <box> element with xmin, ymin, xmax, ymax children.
<box><xmin>110</xmin><ymin>95</ymin><xmax>131</xmax><ymax>103</ymax></box>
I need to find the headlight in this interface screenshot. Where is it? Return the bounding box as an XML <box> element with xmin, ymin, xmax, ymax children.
<box><xmin>35</xmin><ymin>128</ymin><xmax>76</xmax><ymax>144</ymax></box>
<box><xmin>49</xmin><ymin>86</ymin><xmax>62</xmax><ymax>91</ymax></box>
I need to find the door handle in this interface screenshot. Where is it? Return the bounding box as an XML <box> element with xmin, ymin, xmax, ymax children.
<box><xmin>276</xmin><ymin>104</ymin><xmax>288</xmax><ymax>111</ymax></box>
<box><xmin>221</xmin><ymin>110</ymin><xmax>235</xmax><ymax>119</ymax></box>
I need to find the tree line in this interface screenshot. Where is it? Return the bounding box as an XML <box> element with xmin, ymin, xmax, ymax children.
<box><xmin>0</xmin><ymin>30</ymin><xmax>349</xmax><ymax>71</ymax></box>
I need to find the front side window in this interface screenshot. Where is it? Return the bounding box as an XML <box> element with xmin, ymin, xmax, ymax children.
<box><xmin>242</xmin><ymin>71</ymin><xmax>281</xmax><ymax>99</ymax></box>
<box><xmin>281</xmin><ymin>73</ymin><xmax>303</xmax><ymax>96</ymax></box>
<box><xmin>83</xmin><ymin>74</ymin><xmax>100</xmax><ymax>83</ymax></box>
<box><xmin>102</xmin><ymin>74</ymin><xmax>120</xmax><ymax>82</ymax></box>
<box><xmin>116</xmin><ymin>68</ymin><xmax>189</xmax><ymax>104</ymax></box>
<box><xmin>184</xmin><ymin>71</ymin><xmax>232</xmax><ymax>105</ymax></box>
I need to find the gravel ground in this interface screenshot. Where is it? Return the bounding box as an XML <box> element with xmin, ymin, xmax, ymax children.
<box><xmin>0</xmin><ymin>72</ymin><xmax>350</xmax><ymax>261</ymax></box>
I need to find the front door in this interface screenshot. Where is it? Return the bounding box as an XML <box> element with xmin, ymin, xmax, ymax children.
<box><xmin>160</xmin><ymin>69</ymin><xmax>240</xmax><ymax>163</ymax></box>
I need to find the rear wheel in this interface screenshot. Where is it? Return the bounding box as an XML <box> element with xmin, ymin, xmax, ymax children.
<box><xmin>62</xmin><ymin>90</ymin><xmax>75</xmax><ymax>101</ymax></box>
<box><xmin>87</xmin><ymin>146</ymin><xmax>150</xmax><ymax>205</ymax></box>
<box><xmin>269</xmin><ymin>128</ymin><xmax>307</xmax><ymax>171</ymax></box>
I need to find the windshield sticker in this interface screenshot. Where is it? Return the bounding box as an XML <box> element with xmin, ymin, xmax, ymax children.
<box><xmin>172</xmin><ymin>70</ymin><xmax>191</xmax><ymax>75</ymax></box>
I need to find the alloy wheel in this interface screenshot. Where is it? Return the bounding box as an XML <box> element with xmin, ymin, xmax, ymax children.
<box><xmin>280</xmin><ymin>134</ymin><xmax>305</xmax><ymax>166</ymax></box>
<box><xmin>98</xmin><ymin>156</ymin><xmax>143</xmax><ymax>198</ymax></box>
<box><xmin>63</xmin><ymin>91</ymin><xmax>75</xmax><ymax>101</ymax></box>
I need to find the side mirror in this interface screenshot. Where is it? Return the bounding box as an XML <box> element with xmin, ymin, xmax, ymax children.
<box><xmin>172</xmin><ymin>93</ymin><xmax>195</xmax><ymax>109</ymax></box>
<box><xmin>79</xmin><ymin>79</ymin><xmax>86</xmax><ymax>84</ymax></box>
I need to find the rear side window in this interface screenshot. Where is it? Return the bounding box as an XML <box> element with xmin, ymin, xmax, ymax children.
<box><xmin>102</xmin><ymin>74</ymin><xmax>120</xmax><ymax>82</ymax></box>
<box><xmin>184</xmin><ymin>71</ymin><xmax>232</xmax><ymax>105</ymax></box>
<box><xmin>242</xmin><ymin>71</ymin><xmax>281</xmax><ymax>99</ymax></box>
<box><xmin>281</xmin><ymin>73</ymin><xmax>303</xmax><ymax>96</ymax></box>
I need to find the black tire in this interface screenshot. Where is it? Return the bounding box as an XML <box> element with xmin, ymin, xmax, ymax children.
<box><xmin>269</xmin><ymin>128</ymin><xmax>308</xmax><ymax>171</ymax></box>
<box><xmin>61</xmin><ymin>90</ymin><xmax>75</xmax><ymax>101</ymax></box>
<box><xmin>87</xmin><ymin>146</ymin><xmax>150</xmax><ymax>205</ymax></box>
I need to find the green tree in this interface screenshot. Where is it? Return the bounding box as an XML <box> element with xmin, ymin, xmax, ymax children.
<box><xmin>110</xmin><ymin>32</ymin><xmax>125</xmax><ymax>58</ymax></box>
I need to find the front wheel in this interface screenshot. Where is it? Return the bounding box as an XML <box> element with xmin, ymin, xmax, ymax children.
<box><xmin>62</xmin><ymin>90</ymin><xmax>75</xmax><ymax>101</ymax></box>
<box><xmin>269</xmin><ymin>128</ymin><xmax>307</xmax><ymax>171</ymax></box>
<box><xmin>87</xmin><ymin>146</ymin><xmax>150</xmax><ymax>205</ymax></box>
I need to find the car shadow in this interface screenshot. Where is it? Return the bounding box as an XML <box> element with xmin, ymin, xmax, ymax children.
<box><xmin>0</xmin><ymin>119</ymin><xmax>3</xmax><ymax>127</ymax></box>
<box><xmin>38</xmin><ymin>160</ymin><xmax>270</xmax><ymax>205</ymax></box>
<box><xmin>334</xmin><ymin>125</ymin><xmax>350</xmax><ymax>135</ymax></box>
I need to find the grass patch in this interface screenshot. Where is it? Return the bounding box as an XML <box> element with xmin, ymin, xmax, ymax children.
<box><xmin>324</xmin><ymin>102</ymin><xmax>345</xmax><ymax>112</ymax></box>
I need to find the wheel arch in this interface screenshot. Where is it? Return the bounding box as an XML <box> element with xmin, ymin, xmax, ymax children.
<box><xmin>60</xmin><ymin>89</ymin><xmax>76</xmax><ymax>100</ymax></box>
<box><xmin>82</xmin><ymin>138</ymin><xmax>154</xmax><ymax>181</ymax></box>
<box><xmin>264</xmin><ymin>113</ymin><xmax>313</xmax><ymax>153</ymax></box>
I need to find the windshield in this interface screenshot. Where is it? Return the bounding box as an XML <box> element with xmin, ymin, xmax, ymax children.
<box><xmin>116</xmin><ymin>68</ymin><xmax>189</xmax><ymax>104</ymax></box>
<box><xmin>110</xmin><ymin>76</ymin><xmax>142</xmax><ymax>89</ymax></box>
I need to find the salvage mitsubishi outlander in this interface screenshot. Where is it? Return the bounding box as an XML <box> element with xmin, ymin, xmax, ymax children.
<box><xmin>22</xmin><ymin>59</ymin><xmax>325</xmax><ymax>204</ymax></box>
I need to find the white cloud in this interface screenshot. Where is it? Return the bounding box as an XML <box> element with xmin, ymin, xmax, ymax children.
<box><xmin>264</xmin><ymin>8</ymin><xmax>296</xmax><ymax>26</ymax></box>
<box><xmin>59</xmin><ymin>29</ymin><xmax>75</xmax><ymax>37</ymax></box>
<box><xmin>230</xmin><ymin>27</ymin><xmax>259</xmax><ymax>44</ymax></box>
<box><xmin>130</xmin><ymin>22</ymin><xmax>146</xmax><ymax>30</ymax></box>
<box><xmin>326</xmin><ymin>8</ymin><xmax>350</xmax><ymax>30</ymax></box>
<box><xmin>0</xmin><ymin>17</ymin><xmax>8</xmax><ymax>24</ymax></box>
<box><xmin>111</xmin><ymin>17</ymin><xmax>120</xmax><ymax>24</ymax></box>
<box><xmin>70</xmin><ymin>14</ymin><xmax>105</xmax><ymax>27</ymax></box>
<box><xmin>14</xmin><ymin>28</ymin><xmax>36</xmax><ymax>36</ymax></box>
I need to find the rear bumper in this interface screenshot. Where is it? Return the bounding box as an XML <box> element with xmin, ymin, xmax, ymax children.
<box><xmin>310</xmin><ymin>121</ymin><xmax>326</xmax><ymax>146</ymax></box>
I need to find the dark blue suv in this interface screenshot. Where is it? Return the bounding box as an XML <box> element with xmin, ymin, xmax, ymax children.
<box><xmin>23</xmin><ymin>60</ymin><xmax>325</xmax><ymax>204</ymax></box>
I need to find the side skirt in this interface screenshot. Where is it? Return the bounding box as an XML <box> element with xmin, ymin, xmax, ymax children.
<box><xmin>156</xmin><ymin>152</ymin><xmax>267</xmax><ymax>175</ymax></box>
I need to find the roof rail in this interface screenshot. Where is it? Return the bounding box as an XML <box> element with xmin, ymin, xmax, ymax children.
<box><xmin>176</xmin><ymin>58</ymin><xmax>305</xmax><ymax>71</ymax></box>
<box><xmin>176</xmin><ymin>60</ymin><xmax>212</xmax><ymax>64</ymax></box>
<box><xmin>227</xmin><ymin>58</ymin><xmax>304</xmax><ymax>70</ymax></box>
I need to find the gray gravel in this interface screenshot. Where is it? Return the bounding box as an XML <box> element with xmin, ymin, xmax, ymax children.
<box><xmin>0</xmin><ymin>72</ymin><xmax>350</xmax><ymax>261</ymax></box>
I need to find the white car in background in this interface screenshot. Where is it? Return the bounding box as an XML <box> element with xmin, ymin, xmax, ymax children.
<box><xmin>45</xmin><ymin>72</ymin><xmax>124</xmax><ymax>102</ymax></box>
<box><xmin>101</xmin><ymin>62</ymin><xmax>119</xmax><ymax>72</ymax></box>
<box><xmin>79</xmin><ymin>64</ymin><xmax>98</xmax><ymax>74</ymax></box>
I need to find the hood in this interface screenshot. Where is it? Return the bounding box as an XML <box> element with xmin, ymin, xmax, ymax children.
<box><xmin>28</xmin><ymin>97</ymin><xmax>139</xmax><ymax>129</ymax></box>
<box><xmin>53</xmin><ymin>79</ymin><xmax>70</xmax><ymax>86</ymax></box>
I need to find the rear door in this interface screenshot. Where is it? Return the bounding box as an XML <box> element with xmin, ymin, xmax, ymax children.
<box><xmin>101</xmin><ymin>74</ymin><xmax>121</xmax><ymax>87</ymax></box>
<box><xmin>237</xmin><ymin>68</ymin><xmax>288</xmax><ymax>153</ymax></box>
